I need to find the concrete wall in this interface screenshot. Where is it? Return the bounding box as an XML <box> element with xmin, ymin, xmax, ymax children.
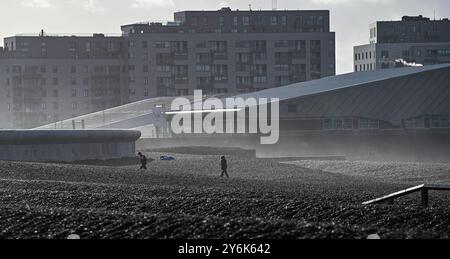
<box><xmin>0</xmin><ymin>130</ymin><xmax>141</xmax><ymax>162</ymax></box>
<box><xmin>137</xmin><ymin>129</ymin><xmax>450</xmax><ymax>163</ymax></box>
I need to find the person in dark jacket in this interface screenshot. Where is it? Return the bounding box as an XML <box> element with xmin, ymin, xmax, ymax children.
<box><xmin>220</xmin><ymin>156</ymin><xmax>229</xmax><ymax>178</ymax></box>
<box><xmin>138</xmin><ymin>152</ymin><xmax>148</xmax><ymax>170</ymax></box>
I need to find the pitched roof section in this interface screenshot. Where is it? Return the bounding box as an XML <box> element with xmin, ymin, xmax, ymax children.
<box><xmin>236</xmin><ymin>64</ymin><xmax>450</xmax><ymax>102</ymax></box>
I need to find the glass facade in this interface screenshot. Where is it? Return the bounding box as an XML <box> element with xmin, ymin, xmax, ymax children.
<box><xmin>323</xmin><ymin>117</ymin><xmax>353</xmax><ymax>130</ymax></box>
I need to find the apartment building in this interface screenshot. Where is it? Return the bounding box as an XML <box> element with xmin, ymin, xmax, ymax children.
<box><xmin>354</xmin><ymin>15</ymin><xmax>450</xmax><ymax>72</ymax></box>
<box><xmin>0</xmin><ymin>34</ymin><xmax>129</xmax><ymax>129</ymax></box>
<box><xmin>122</xmin><ymin>8</ymin><xmax>336</xmax><ymax>102</ymax></box>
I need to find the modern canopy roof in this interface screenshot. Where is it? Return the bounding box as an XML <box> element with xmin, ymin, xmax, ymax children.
<box><xmin>236</xmin><ymin>64</ymin><xmax>450</xmax><ymax>102</ymax></box>
<box><xmin>35</xmin><ymin>64</ymin><xmax>450</xmax><ymax>131</ymax></box>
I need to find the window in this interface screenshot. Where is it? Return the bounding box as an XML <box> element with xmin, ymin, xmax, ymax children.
<box><xmin>196</xmin><ymin>65</ymin><xmax>211</xmax><ymax>72</ymax></box>
<box><xmin>72</xmin><ymin>102</ymin><xmax>78</xmax><ymax>110</ymax></box>
<box><xmin>144</xmin><ymin>77</ymin><xmax>149</xmax><ymax>85</ymax></box>
<box><xmin>142</xmin><ymin>40</ymin><xmax>148</xmax><ymax>49</ymax></box>
<box><xmin>275</xmin><ymin>64</ymin><xmax>289</xmax><ymax>71</ymax></box>
<box><xmin>83</xmin><ymin>89</ymin><xmax>89</xmax><ymax>97</ymax></box>
<box><xmin>216</xmin><ymin>88</ymin><xmax>228</xmax><ymax>94</ymax></box>
<box><xmin>236</xmin><ymin>52</ymin><xmax>249</xmax><ymax>63</ymax></box>
<box><xmin>253</xmin><ymin>76</ymin><xmax>267</xmax><ymax>84</ymax></box>
<box><xmin>404</xmin><ymin>116</ymin><xmax>425</xmax><ymax>129</ymax></box>
<box><xmin>233</xmin><ymin>16</ymin><xmax>238</xmax><ymax>26</ymax></box>
<box><xmin>437</xmin><ymin>49</ymin><xmax>450</xmax><ymax>56</ymax></box>
<box><xmin>323</xmin><ymin>118</ymin><xmax>353</xmax><ymax>130</ymax></box>
<box><xmin>381</xmin><ymin>50</ymin><xmax>389</xmax><ymax>58</ymax></box>
<box><xmin>155</xmin><ymin>41</ymin><xmax>170</xmax><ymax>48</ymax></box>
<box><xmin>430</xmin><ymin>115</ymin><xmax>450</xmax><ymax>128</ymax></box>
<box><xmin>271</xmin><ymin>16</ymin><xmax>278</xmax><ymax>25</ymax></box>
<box><xmin>212</xmin><ymin>64</ymin><xmax>227</xmax><ymax>74</ymax></box>
<box><xmin>251</xmin><ymin>64</ymin><xmax>267</xmax><ymax>75</ymax></box>
<box><xmin>52</xmin><ymin>66</ymin><xmax>58</xmax><ymax>73</ymax></box>
<box><xmin>201</xmin><ymin>16</ymin><xmax>208</xmax><ymax>26</ymax></box>
<box><xmin>211</xmin><ymin>41</ymin><xmax>227</xmax><ymax>52</ymax></box>
<box><xmin>53</xmin><ymin>102</ymin><xmax>59</xmax><ymax>110</ymax></box>
<box><xmin>144</xmin><ymin>89</ymin><xmax>149</xmax><ymax>97</ymax></box>
<box><xmin>71</xmin><ymin>66</ymin><xmax>77</xmax><ymax>73</ymax></box>
<box><xmin>191</xmin><ymin>16</ymin><xmax>198</xmax><ymax>26</ymax></box>
<box><xmin>237</xmin><ymin>76</ymin><xmax>251</xmax><ymax>85</ymax></box>
<box><xmin>359</xmin><ymin>118</ymin><xmax>380</xmax><ymax>129</ymax></box>
<box><xmin>71</xmin><ymin>89</ymin><xmax>77</xmax><ymax>97</ymax></box>
<box><xmin>156</xmin><ymin>65</ymin><xmax>171</xmax><ymax>72</ymax></box>
<box><xmin>281</xmin><ymin>16</ymin><xmax>287</xmax><ymax>25</ymax></box>
<box><xmin>276</xmin><ymin>76</ymin><xmax>290</xmax><ymax>86</ymax></box>
<box><xmin>175</xmin><ymin>65</ymin><xmax>189</xmax><ymax>76</ymax></box>
<box><xmin>71</xmin><ymin>78</ymin><xmax>77</xmax><ymax>85</ymax></box>
<box><xmin>53</xmin><ymin>78</ymin><xmax>59</xmax><ymax>86</ymax></box>
<box><xmin>243</xmin><ymin>16</ymin><xmax>250</xmax><ymax>26</ymax></box>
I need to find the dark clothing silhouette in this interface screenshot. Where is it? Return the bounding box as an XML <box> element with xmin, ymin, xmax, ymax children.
<box><xmin>221</xmin><ymin>157</ymin><xmax>229</xmax><ymax>178</ymax></box>
<box><xmin>140</xmin><ymin>154</ymin><xmax>148</xmax><ymax>170</ymax></box>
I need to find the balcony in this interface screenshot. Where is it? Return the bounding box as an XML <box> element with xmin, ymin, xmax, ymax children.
<box><xmin>174</xmin><ymin>76</ymin><xmax>189</xmax><ymax>84</ymax></box>
<box><xmin>212</xmin><ymin>51</ymin><xmax>228</xmax><ymax>60</ymax></box>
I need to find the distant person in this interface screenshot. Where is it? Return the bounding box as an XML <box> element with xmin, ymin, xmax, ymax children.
<box><xmin>138</xmin><ymin>152</ymin><xmax>148</xmax><ymax>170</ymax></box>
<box><xmin>221</xmin><ymin>156</ymin><xmax>229</xmax><ymax>178</ymax></box>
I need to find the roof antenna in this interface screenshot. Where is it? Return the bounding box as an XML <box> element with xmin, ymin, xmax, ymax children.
<box><xmin>272</xmin><ymin>0</ymin><xmax>278</xmax><ymax>10</ymax></box>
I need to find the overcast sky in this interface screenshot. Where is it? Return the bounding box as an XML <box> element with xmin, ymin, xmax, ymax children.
<box><xmin>0</xmin><ymin>0</ymin><xmax>449</xmax><ymax>74</ymax></box>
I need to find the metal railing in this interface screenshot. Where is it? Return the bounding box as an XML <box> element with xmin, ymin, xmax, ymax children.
<box><xmin>363</xmin><ymin>184</ymin><xmax>450</xmax><ymax>207</ymax></box>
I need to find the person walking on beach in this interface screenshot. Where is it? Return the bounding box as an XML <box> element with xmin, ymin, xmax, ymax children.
<box><xmin>138</xmin><ymin>152</ymin><xmax>148</xmax><ymax>170</ymax></box>
<box><xmin>220</xmin><ymin>156</ymin><xmax>229</xmax><ymax>178</ymax></box>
